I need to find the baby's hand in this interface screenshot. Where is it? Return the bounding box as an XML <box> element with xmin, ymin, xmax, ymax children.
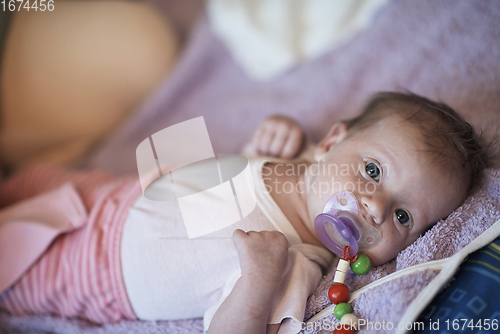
<box><xmin>251</xmin><ymin>115</ymin><xmax>305</xmax><ymax>159</ymax></box>
<box><xmin>232</xmin><ymin>229</ymin><xmax>289</xmax><ymax>283</ymax></box>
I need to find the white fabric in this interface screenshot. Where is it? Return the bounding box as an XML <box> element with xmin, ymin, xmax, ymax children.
<box><xmin>120</xmin><ymin>155</ymin><xmax>334</xmax><ymax>333</ymax></box>
<box><xmin>207</xmin><ymin>0</ymin><xmax>388</xmax><ymax>80</ymax></box>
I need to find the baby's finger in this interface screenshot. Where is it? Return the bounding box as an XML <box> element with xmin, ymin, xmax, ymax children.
<box><xmin>258</xmin><ymin>127</ymin><xmax>275</xmax><ymax>154</ymax></box>
<box><xmin>232</xmin><ymin>228</ymin><xmax>247</xmax><ymax>238</ymax></box>
<box><xmin>281</xmin><ymin>128</ymin><xmax>303</xmax><ymax>159</ymax></box>
<box><xmin>232</xmin><ymin>229</ymin><xmax>248</xmax><ymax>246</ymax></box>
<box><xmin>251</xmin><ymin>125</ymin><xmax>265</xmax><ymax>150</ymax></box>
<box><xmin>269</xmin><ymin>126</ymin><xmax>288</xmax><ymax>157</ymax></box>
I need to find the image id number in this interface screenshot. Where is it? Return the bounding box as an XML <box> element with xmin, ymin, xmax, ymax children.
<box><xmin>445</xmin><ymin>319</ymin><xmax>498</xmax><ymax>331</ymax></box>
<box><xmin>2</xmin><ymin>0</ymin><xmax>54</xmax><ymax>11</ymax></box>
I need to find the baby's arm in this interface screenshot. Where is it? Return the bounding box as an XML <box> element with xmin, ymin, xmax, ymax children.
<box><xmin>207</xmin><ymin>229</ymin><xmax>289</xmax><ymax>334</ymax></box>
<box><xmin>249</xmin><ymin>115</ymin><xmax>306</xmax><ymax>159</ymax></box>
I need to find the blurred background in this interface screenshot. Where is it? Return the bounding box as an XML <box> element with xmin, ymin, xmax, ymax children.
<box><xmin>1</xmin><ymin>0</ymin><xmax>498</xmax><ymax>175</ymax></box>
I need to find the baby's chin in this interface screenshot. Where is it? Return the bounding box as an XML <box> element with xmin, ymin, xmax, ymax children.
<box><xmin>360</xmin><ymin>247</ymin><xmax>397</xmax><ymax>267</ymax></box>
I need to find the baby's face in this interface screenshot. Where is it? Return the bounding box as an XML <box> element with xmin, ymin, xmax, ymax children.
<box><xmin>305</xmin><ymin>114</ymin><xmax>468</xmax><ymax>266</ymax></box>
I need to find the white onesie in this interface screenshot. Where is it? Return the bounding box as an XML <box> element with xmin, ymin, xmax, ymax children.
<box><xmin>120</xmin><ymin>154</ymin><xmax>334</xmax><ymax>333</ymax></box>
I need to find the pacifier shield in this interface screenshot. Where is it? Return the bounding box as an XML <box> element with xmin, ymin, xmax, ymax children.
<box><xmin>324</xmin><ymin>214</ymin><xmax>360</xmax><ymax>249</ymax></box>
<box><xmin>315</xmin><ymin>191</ymin><xmax>382</xmax><ymax>256</ymax></box>
<box><xmin>323</xmin><ymin>191</ymin><xmax>359</xmax><ymax>216</ymax></box>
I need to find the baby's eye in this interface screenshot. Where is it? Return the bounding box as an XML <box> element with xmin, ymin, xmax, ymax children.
<box><xmin>395</xmin><ymin>208</ymin><xmax>410</xmax><ymax>227</ymax></box>
<box><xmin>365</xmin><ymin>162</ymin><xmax>381</xmax><ymax>181</ymax></box>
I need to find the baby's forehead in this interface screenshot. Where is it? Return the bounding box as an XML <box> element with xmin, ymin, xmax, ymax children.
<box><xmin>354</xmin><ymin>112</ymin><xmax>456</xmax><ymax>161</ymax></box>
<box><xmin>351</xmin><ymin>113</ymin><xmax>425</xmax><ymax>148</ymax></box>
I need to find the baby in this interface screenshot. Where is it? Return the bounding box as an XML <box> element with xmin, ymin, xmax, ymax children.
<box><xmin>0</xmin><ymin>92</ymin><xmax>487</xmax><ymax>334</ymax></box>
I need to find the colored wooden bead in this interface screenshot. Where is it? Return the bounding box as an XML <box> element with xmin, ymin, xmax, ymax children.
<box><xmin>340</xmin><ymin>313</ymin><xmax>359</xmax><ymax>330</ymax></box>
<box><xmin>350</xmin><ymin>253</ymin><xmax>371</xmax><ymax>275</ymax></box>
<box><xmin>334</xmin><ymin>302</ymin><xmax>353</xmax><ymax>320</ymax></box>
<box><xmin>337</xmin><ymin>259</ymin><xmax>350</xmax><ymax>272</ymax></box>
<box><xmin>334</xmin><ymin>325</ymin><xmax>355</xmax><ymax>334</ymax></box>
<box><xmin>333</xmin><ymin>270</ymin><xmax>346</xmax><ymax>284</ymax></box>
<box><xmin>328</xmin><ymin>283</ymin><xmax>350</xmax><ymax>304</ymax></box>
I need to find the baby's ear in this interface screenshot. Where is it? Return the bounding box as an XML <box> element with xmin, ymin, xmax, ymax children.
<box><xmin>314</xmin><ymin>122</ymin><xmax>348</xmax><ymax>161</ymax></box>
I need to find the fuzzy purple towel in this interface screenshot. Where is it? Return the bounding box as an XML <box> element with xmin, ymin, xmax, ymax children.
<box><xmin>1</xmin><ymin>0</ymin><xmax>500</xmax><ymax>333</ymax></box>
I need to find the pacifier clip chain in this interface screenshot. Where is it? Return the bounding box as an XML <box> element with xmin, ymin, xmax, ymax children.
<box><xmin>328</xmin><ymin>246</ymin><xmax>372</xmax><ymax>334</ymax></box>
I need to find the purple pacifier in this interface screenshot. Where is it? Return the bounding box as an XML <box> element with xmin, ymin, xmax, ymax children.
<box><xmin>314</xmin><ymin>191</ymin><xmax>381</xmax><ymax>258</ymax></box>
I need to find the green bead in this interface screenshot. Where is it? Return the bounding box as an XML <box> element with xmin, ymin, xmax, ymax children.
<box><xmin>334</xmin><ymin>302</ymin><xmax>353</xmax><ymax>320</ymax></box>
<box><xmin>350</xmin><ymin>253</ymin><xmax>371</xmax><ymax>275</ymax></box>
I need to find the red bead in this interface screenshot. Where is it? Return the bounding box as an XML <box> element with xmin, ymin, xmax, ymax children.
<box><xmin>334</xmin><ymin>324</ymin><xmax>355</xmax><ymax>334</ymax></box>
<box><xmin>328</xmin><ymin>283</ymin><xmax>350</xmax><ymax>304</ymax></box>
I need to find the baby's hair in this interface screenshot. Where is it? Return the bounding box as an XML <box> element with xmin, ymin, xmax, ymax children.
<box><xmin>344</xmin><ymin>92</ymin><xmax>490</xmax><ymax>196</ymax></box>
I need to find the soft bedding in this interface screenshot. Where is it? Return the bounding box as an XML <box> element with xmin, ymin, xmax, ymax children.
<box><xmin>1</xmin><ymin>0</ymin><xmax>500</xmax><ymax>333</ymax></box>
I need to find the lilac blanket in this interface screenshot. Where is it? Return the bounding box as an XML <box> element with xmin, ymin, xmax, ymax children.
<box><xmin>1</xmin><ymin>0</ymin><xmax>500</xmax><ymax>333</ymax></box>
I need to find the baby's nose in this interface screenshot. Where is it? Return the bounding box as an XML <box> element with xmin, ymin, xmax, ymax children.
<box><xmin>360</xmin><ymin>193</ymin><xmax>388</xmax><ymax>225</ymax></box>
